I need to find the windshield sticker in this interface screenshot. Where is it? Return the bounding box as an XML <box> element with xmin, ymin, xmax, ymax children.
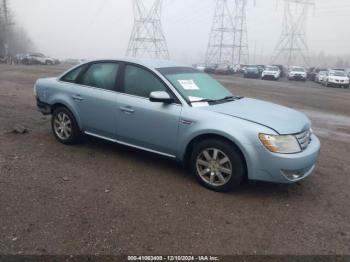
<box><xmin>188</xmin><ymin>96</ymin><xmax>204</xmax><ymax>102</ymax></box>
<box><xmin>191</xmin><ymin>102</ymin><xmax>209</xmax><ymax>108</ymax></box>
<box><xmin>178</xmin><ymin>80</ymin><xmax>200</xmax><ymax>90</ymax></box>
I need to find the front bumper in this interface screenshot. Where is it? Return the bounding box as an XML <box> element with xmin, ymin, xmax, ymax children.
<box><xmin>262</xmin><ymin>74</ymin><xmax>278</xmax><ymax>80</ymax></box>
<box><xmin>246</xmin><ymin>134</ymin><xmax>321</xmax><ymax>183</ymax></box>
<box><xmin>328</xmin><ymin>81</ymin><xmax>349</xmax><ymax>87</ymax></box>
<box><xmin>36</xmin><ymin>98</ymin><xmax>51</xmax><ymax>115</ymax></box>
<box><xmin>289</xmin><ymin>75</ymin><xmax>306</xmax><ymax>80</ymax></box>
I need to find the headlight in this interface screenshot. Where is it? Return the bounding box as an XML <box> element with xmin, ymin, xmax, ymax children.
<box><xmin>259</xmin><ymin>133</ymin><xmax>301</xmax><ymax>154</ymax></box>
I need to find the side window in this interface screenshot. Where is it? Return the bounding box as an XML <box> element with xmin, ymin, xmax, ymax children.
<box><xmin>61</xmin><ymin>65</ymin><xmax>87</xmax><ymax>83</ymax></box>
<box><xmin>80</xmin><ymin>63</ymin><xmax>119</xmax><ymax>91</ymax></box>
<box><xmin>123</xmin><ymin>65</ymin><xmax>167</xmax><ymax>98</ymax></box>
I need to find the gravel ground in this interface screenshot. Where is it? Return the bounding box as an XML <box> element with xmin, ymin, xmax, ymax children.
<box><xmin>0</xmin><ymin>64</ymin><xmax>349</xmax><ymax>255</ymax></box>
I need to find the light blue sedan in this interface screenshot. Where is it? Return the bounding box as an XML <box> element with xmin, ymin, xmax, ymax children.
<box><xmin>34</xmin><ymin>58</ymin><xmax>321</xmax><ymax>192</ymax></box>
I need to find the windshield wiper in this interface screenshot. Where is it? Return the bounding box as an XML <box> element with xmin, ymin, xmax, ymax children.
<box><xmin>214</xmin><ymin>96</ymin><xmax>241</xmax><ymax>102</ymax></box>
<box><xmin>191</xmin><ymin>96</ymin><xmax>242</xmax><ymax>104</ymax></box>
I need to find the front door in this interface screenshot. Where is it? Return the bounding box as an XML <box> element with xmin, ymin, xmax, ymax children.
<box><xmin>116</xmin><ymin>64</ymin><xmax>182</xmax><ymax>156</ymax></box>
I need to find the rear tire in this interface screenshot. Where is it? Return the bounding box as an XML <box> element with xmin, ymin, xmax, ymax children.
<box><xmin>190</xmin><ymin>139</ymin><xmax>245</xmax><ymax>192</ymax></box>
<box><xmin>52</xmin><ymin>107</ymin><xmax>80</xmax><ymax>145</ymax></box>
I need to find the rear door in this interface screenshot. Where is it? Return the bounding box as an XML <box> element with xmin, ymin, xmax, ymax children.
<box><xmin>69</xmin><ymin>62</ymin><xmax>120</xmax><ymax>139</ymax></box>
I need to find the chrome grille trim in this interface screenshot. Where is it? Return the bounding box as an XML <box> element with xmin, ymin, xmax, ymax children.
<box><xmin>295</xmin><ymin>129</ymin><xmax>312</xmax><ymax>150</ymax></box>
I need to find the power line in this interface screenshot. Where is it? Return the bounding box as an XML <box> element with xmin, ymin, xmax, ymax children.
<box><xmin>126</xmin><ymin>0</ymin><xmax>170</xmax><ymax>59</ymax></box>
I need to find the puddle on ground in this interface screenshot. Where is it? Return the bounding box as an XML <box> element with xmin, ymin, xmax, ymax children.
<box><xmin>302</xmin><ymin>109</ymin><xmax>350</xmax><ymax>143</ymax></box>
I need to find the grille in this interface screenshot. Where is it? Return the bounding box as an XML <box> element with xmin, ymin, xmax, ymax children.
<box><xmin>295</xmin><ymin>129</ymin><xmax>312</xmax><ymax>150</ymax></box>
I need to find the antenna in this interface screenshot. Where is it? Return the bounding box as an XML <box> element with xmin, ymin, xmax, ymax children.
<box><xmin>126</xmin><ymin>0</ymin><xmax>170</xmax><ymax>59</ymax></box>
<box><xmin>271</xmin><ymin>0</ymin><xmax>315</xmax><ymax>66</ymax></box>
<box><xmin>205</xmin><ymin>0</ymin><xmax>235</xmax><ymax>66</ymax></box>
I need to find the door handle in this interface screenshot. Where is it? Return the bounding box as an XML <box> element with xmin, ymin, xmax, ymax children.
<box><xmin>120</xmin><ymin>106</ymin><xmax>135</xmax><ymax>114</ymax></box>
<box><xmin>72</xmin><ymin>95</ymin><xmax>84</xmax><ymax>102</ymax></box>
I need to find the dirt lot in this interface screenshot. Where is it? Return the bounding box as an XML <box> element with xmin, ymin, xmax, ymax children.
<box><xmin>0</xmin><ymin>64</ymin><xmax>349</xmax><ymax>255</ymax></box>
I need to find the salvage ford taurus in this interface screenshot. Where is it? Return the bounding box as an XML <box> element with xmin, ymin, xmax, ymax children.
<box><xmin>34</xmin><ymin>59</ymin><xmax>321</xmax><ymax>192</ymax></box>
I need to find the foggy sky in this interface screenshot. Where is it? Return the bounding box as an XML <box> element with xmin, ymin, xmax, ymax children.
<box><xmin>8</xmin><ymin>0</ymin><xmax>350</xmax><ymax>63</ymax></box>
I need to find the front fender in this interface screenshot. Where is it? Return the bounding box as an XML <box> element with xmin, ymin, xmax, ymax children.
<box><xmin>176</xmin><ymin>108</ymin><xmax>278</xmax><ymax>179</ymax></box>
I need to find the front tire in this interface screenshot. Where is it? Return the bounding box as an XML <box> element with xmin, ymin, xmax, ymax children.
<box><xmin>190</xmin><ymin>139</ymin><xmax>245</xmax><ymax>192</ymax></box>
<box><xmin>52</xmin><ymin>107</ymin><xmax>80</xmax><ymax>145</ymax></box>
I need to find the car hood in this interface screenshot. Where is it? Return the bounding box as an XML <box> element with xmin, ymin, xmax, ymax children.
<box><xmin>203</xmin><ymin>98</ymin><xmax>311</xmax><ymax>134</ymax></box>
<box><xmin>263</xmin><ymin>71</ymin><xmax>278</xmax><ymax>74</ymax></box>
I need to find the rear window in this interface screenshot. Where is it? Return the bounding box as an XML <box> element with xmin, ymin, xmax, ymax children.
<box><xmin>61</xmin><ymin>65</ymin><xmax>88</xmax><ymax>83</ymax></box>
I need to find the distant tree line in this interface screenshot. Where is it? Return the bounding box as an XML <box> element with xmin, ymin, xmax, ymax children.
<box><xmin>0</xmin><ymin>2</ymin><xmax>34</xmax><ymax>57</ymax></box>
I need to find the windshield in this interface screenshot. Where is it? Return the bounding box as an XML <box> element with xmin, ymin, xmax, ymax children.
<box><xmin>266</xmin><ymin>66</ymin><xmax>278</xmax><ymax>71</ymax></box>
<box><xmin>158</xmin><ymin>67</ymin><xmax>233</xmax><ymax>104</ymax></box>
<box><xmin>330</xmin><ymin>71</ymin><xmax>346</xmax><ymax>77</ymax></box>
<box><xmin>291</xmin><ymin>67</ymin><xmax>305</xmax><ymax>72</ymax></box>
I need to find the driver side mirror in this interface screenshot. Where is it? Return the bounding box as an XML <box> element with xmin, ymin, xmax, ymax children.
<box><xmin>149</xmin><ymin>91</ymin><xmax>174</xmax><ymax>104</ymax></box>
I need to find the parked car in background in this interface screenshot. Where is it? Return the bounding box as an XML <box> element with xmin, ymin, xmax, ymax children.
<box><xmin>315</xmin><ymin>71</ymin><xmax>328</xmax><ymax>84</ymax></box>
<box><xmin>204</xmin><ymin>64</ymin><xmax>218</xmax><ymax>74</ymax></box>
<box><xmin>257</xmin><ymin>65</ymin><xmax>265</xmax><ymax>74</ymax></box>
<box><xmin>215</xmin><ymin>65</ymin><xmax>234</xmax><ymax>75</ymax></box>
<box><xmin>243</xmin><ymin>65</ymin><xmax>261</xmax><ymax>79</ymax></box>
<box><xmin>62</xmin><ymin>59</ymin><xmax>86</xmax><ymax>65</ymax></box>
<box><xmin>262</xmin><ymin>66</ymin><xmax>281</xmax><ymax>80</ymax></box>
<box><xmin>288</xmin><ymin>66</ymin><xmax>307</xmax><ymax>81</ymax></box>
<box><xmin>308</xmin><ymin>68</ymin><xmax>327</xmax><ymax>81</ymax></box>
<box><xmin>322</xmin><ymin>70</ymin><xmax>349</xmax><ymax>88</ymax></box>
<box><xmin>15</xmin><ymin>53</ymin><xmax>27</xmax><ymax>63</ymax></box>
<box><xmin>346</xmin><ymin>69</ymin><xmax>350</xmax><ymax>79</ymax></box>
<box><xmin>34</xmin><ymin>58</ymin><xmax>320</xmax><ymax>192</ymax></box>
<box><xmin>272</xmin><ymin>64</ymin><xmax>285</xmax><ymax>77</ymax></box>
<box><xmin>22</xmin><ymin>53</ymin><xmax>60</xmax><ymax>65</ymax></box>
<box><xmin>194</xmin><ymin>64</ymin><xmax>206</xmax><ymax>72</ymax></box>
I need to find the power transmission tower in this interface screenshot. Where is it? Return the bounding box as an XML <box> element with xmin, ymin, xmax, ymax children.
<box><xmin>126</xmin><ymin>0</ymin><xmax>170</xmax><ymax>59</ymax></box>
<box><xmin>233</xmin><ymin>0</ymin><xmax>249</xmax><ymax>65</ymax></box>
<box><xmin>271</xmin><ymin>0</ymin><xmax>314</xmax><ymax>66</ymax></box>
<box><xmin>206</xmin><ymin>0</ymin><xmax>235</xmax><ymax>66</ymax></box>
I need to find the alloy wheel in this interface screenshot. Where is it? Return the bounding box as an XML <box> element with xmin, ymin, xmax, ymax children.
<box><xmin>196</xmin><ymin>148</ymin><xmax>233</xmax><ymax>186</ymax></box>
<box><xmin>53</xmin><ymin>112</ymin><xmax>72</xmax><ymax>140</ymax></box>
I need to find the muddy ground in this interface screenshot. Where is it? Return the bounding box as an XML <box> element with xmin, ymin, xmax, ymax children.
<box><xmin>0</xmin><ymin>64</ymin><xmax>349</xmax><ymax>255</ymax></box>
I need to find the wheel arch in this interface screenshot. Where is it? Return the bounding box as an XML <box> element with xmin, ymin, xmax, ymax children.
<box><xmin>182</xmin><ymin>133</ymin><xmax>248</xmax><ymax>179</ymax></box>
<box><xmin>50</xmin><ymin>102</ymin><xmax>82</xmax><ymax>130</ymax></box>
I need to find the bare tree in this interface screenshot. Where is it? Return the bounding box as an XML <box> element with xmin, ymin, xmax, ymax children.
<box><xmin>0</xmin><ymin>0</ymin><xmax>34</xmax><ymax>57</ymax></box>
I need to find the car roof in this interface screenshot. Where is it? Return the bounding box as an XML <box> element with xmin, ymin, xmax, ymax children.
<box><xmin>86</xmin><ymin>58</ymin><xmax>189</xmax><ymax>70</ymax></box>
